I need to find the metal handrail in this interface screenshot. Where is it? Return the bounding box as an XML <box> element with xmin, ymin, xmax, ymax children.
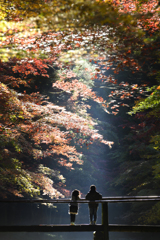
<box><xmin>0</xmin><ymin>196</ymin><xmax>160</xmax><ymax>203</ymax></box>
<box><xmin>0</xmin><ymin>196</ymin><xmax>160</xmax><ymax>239</ymax></box>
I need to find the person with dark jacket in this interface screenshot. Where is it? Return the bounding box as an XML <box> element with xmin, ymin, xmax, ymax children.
<box><xmin>85</xmin><ymin>185</ymin><xmax>102</xmax><ymax>225</ymax></box>
<box><xmin>68</xmin><ymin>189</ymin><xmax>80</xmax><ymax>225</ymax></box>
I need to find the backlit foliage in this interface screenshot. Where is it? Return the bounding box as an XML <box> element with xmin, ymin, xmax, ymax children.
<box><xmin>0</xmin><ymin>1</ymin><xmax>116</xmax><ymax>198</ymax></box>
<box><xmin>0</xmin><ymin>0</ymin><xmax>160</xmax><ymax>212</ymax></box>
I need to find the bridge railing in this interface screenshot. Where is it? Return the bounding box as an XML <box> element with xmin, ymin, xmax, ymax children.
<box><xmin>1</xmin><ymin>195</ymin><xmax>160</xmax><ymax>203</ymax></box>
<box><xmin>0</xmin><ymin>196</ymin><xmax>160</xmax><ymax>240</ymax></box>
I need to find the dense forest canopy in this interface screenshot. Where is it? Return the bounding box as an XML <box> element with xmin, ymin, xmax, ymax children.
<box><xmin>0</xmin><ymin>0</ymin><xmax>160</xmax><ymax>224</ymax></box>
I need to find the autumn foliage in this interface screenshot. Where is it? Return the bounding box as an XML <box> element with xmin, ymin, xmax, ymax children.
<box><xmin>0</xmin><ymin>0</ymin><xmax>160</xmax><ymax>211</ymax></box>
<box><xmin>0</xmin><ymin>10</ymin><xmax>114</xmax><ymax>198</ymax></box>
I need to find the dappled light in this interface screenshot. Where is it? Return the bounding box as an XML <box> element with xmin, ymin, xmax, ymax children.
<box><xmin>0</xmin><ymin>0</ymin><xmax>160</xmax><ymax>239</ymax></box>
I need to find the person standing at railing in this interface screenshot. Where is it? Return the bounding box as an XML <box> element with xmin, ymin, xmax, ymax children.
<box><xmin>68</xmin><ymin>189</ymin><xmax>80</xmax><ymax>225</ymax></box>
<box><xmin>85</xmin><ymin>185</ymin><xmax>102</xmax><ymax>225</ymax></box>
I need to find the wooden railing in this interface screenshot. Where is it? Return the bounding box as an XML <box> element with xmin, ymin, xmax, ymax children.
<box><xmin>0</xmin><ymin>196</ymin><xmax>160</xmax><ymax>240</ymax></box>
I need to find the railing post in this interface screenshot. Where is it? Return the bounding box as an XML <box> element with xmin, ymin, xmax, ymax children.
<box><xmin>102</xmin><ymin>202</ymin><xmax>109</xmax><ymax>240</ymax></box>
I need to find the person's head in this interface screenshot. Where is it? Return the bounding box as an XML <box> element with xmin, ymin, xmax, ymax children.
<box><xmin>72</xmin><ymin>189</ymin><xmax>79</xmax><ymax>199</ymax></box>
<box><xmin>90</xmin><ymin>185</ymin><xmax>96</xmax><ymax>192</ymax></box>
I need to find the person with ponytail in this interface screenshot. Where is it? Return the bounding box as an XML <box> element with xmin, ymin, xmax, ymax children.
<box><xmin>69</xmin><ymin>189</ymin><xmax>80</xmax><ymax>225</ymax></box>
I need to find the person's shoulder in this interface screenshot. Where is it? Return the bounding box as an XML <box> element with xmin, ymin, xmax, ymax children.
<box><xmin>96</xmin><ymin>191</ymin><xmax>102</xmax><ymax>199</ymax></box>
<box><xmin>85</xmin><ymin>192</ymin><xmax>90</xmax><ymax>199</ymax></box>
